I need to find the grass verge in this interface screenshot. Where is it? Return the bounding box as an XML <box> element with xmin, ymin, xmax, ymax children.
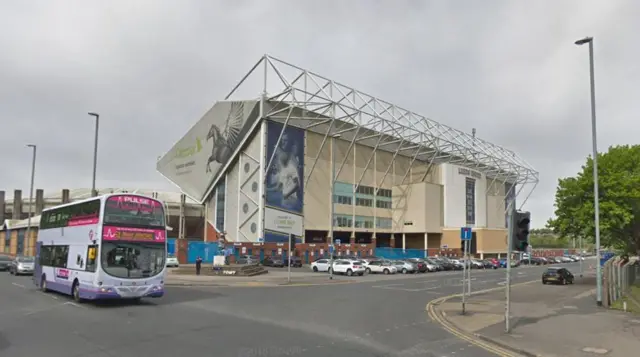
<box><xmin>611</xmin><ymin>284</ymin><xmax>640</xmax><ymax>314</ymax></box>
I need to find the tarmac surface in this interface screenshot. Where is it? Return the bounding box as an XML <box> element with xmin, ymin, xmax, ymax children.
<box><xmin>0</xmin><ymin>263</ymin><xmax>583</xmax><ymax>357</ymax></box>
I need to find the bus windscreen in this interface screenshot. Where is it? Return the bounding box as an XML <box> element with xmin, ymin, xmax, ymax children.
<box><xmin>103</xmin><ymin>195</ymin><xmax>165</xmax><ymax>228</ymax></box>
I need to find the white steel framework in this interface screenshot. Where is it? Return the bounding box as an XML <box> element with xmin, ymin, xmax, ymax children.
<box><xmin>225</xmin><ymin>54</ymin><xmax>537</xmax><ymax>180</ymax></box>
<box><xmin>198</xmin><ymin>55</ymin><xmax>539</xmax><ymax>237</ymax></box>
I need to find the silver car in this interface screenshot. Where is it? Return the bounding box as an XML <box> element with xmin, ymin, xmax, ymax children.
<box><xmin>10</xmin><ymin>256</ymin><xmax>35</xmax><ymax>275</ymax></box>
<box><xmin>392</xmin><ymin>260</ymin><xmax>417</xmax><ymax>274</ymax></box>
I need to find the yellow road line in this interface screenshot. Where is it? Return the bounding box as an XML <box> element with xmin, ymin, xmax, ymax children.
<box><xmin>425</xmin><ymin>280</ymin><xmax>538</xmax><ymax>357</ymax></box>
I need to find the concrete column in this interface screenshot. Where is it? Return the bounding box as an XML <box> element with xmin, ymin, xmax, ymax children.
<box><xmin>12</xmin><ymin>190</ymin><xmax>22</xmax><ymax>219</ymax></box>
<box><xmin>390</xmin><ymin>234</ymin><xmax>396</xmax><ymax>248</ymax></box>
<box><xmin>61</xmin><ymin>189</ymin><xmax>70</xmax><ymax>203</ymax></box>
<box><xmin>35</xmin><ymin>189</ymin><xmax>45</xmax><ymax>214</ymax></box>
<box><xmin>0</xmin><ymin>190</ymin><xmax>5</xmax><ymax>223</ymax></box>
<box><xmin>402</xmin><ymin>233</ymin><xmax>406</xmax><ymax>251</ymax></box>
<box><xmin>424</xmin><ymin>232</ymin><xmax>429</xmax><ymax>258</ymax></box>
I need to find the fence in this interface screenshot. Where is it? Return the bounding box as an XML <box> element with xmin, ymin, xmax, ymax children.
<box><xmin>603</xmin><ymin>257</ymin><xmax>640</xmax><ymax>310</ymax></box>
<box><xmin>375</xmin><ymin>248</ymin><xmax>428</xmax><ymax>260</ymax></box>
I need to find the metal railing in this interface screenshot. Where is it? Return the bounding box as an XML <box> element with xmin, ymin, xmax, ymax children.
<box><xmin>603</xmin><ymin>256</ymin><xmax>640</xmax><ymax>309</ymax></box>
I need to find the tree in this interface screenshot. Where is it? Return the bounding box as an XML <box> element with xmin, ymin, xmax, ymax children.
<box><xmin>547</xmin><ymin>145</ymin><xmax>640</xmax><ymax>255</ymax></box>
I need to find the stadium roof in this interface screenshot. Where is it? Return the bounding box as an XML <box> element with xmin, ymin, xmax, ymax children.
<box><xmin>224</xmin><ymin>55</ymin><xmax>539</xmax><ymax>188</ymax></box>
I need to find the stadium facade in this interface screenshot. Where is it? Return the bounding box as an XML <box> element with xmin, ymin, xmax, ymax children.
<box><xmin>157</xmin><ymin>55</ymin><xmax>539</xmax><ymax>258</ymax></box>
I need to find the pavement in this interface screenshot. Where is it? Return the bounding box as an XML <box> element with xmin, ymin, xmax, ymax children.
<box><xmin>1</xmin><ymin>263</ymin><xmax>584</xmax><ymax>357</ymax></box>
<box><xmin>431</xmin><ymin>272</ymin><xmax>640</xmax><ymax>357</ymax></box>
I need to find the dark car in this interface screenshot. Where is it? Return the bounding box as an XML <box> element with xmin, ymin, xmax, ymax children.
<box><xmin>482</xmin><ymin>259</ymin><xmax>498</xmax><ymax>269</ymax></box>
<box><xmin>407</xmin><ymin>258</ymin><xmax>429</xmax><ymax>273</ymax></box>
<box><xmin>261</xmin><ymin>256</ymin><xmax>285</xmax><ymax>267</ymax></box>
<box><xmin>433</xmin><ymin>258</ymin><xmax>455</xmax><ymax>271</ymax></box>
<box><xmin>0</xmin><ymin>255</ymin><xmax>11</xmax><ymax>271</ymax></box>
<box><xmin>542</xmin><ymin>267</ymin><xmax>574</xmax><ymax>285</ymax></box>
<box><xmin>286</xmin><ymin>256</ymin><xmax>303</xmax><ymax>268</ymax></box>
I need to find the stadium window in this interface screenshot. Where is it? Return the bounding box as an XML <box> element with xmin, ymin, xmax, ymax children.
<box><xmin>355</xmin><ymin>198</ymin><xmax>373</xmax><ymax>207</ymax></box>
<box><xmin>334</xmin><ymin>194</ymin><xmax>352</xmax><ymax>205</ymax></box>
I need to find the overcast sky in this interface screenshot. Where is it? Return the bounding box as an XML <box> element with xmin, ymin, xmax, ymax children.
<box><xmin>1</xmin><ymin>0</ymin><xmax>637</xmax><ymax>227</ymax></box>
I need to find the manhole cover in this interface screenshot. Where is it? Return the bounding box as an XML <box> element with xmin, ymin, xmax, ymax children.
<box><xmin>582</xmin><ymin>347</ymin><xmax>609</xmax><ymax>354</ymax></box>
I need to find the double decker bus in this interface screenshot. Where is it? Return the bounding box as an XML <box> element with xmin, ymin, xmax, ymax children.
<box><xmin>34</xmin><ymin>194</ymin><xmax>167</xmax><ymax>302</ymax></box>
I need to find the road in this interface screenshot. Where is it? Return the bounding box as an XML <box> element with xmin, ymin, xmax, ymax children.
<box><xmin>0</xmin><ymin>263</ymin><xmax>585</xmax><ymax>357</ymax></box>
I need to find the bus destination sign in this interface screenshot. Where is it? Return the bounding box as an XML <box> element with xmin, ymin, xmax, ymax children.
<box><xmin>102</xmin><ymin>226</ymin><xmax>166</xmax><ymax>243</ymax></box>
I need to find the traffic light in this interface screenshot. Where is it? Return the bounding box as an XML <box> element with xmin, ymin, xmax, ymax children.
<box><xmin>512</xmin><ymin>211</ymin><xmax>531</xmax><ymax>252</ymax></box>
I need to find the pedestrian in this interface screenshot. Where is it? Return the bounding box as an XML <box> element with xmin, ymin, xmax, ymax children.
<box><xmin>195</xmin><ymin>256</ymin><xmax>203</xmax><ymax>275</ymax></box>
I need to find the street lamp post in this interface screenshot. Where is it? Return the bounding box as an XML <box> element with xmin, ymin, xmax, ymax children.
<box><xmin>25</xmin><ymin>144</ymin><xmax>36</xmax><ymax>254</ymax></box>
<box><xmin>328</xmin><ymin>134</ymin><xmax>341</xmax><ymax>280</ymax></box>
<box><xmin>88</xmin><ymin>112</ymin><xmax>100</xmax><ymax>197</ymax></box>
<box><xmin>575</xmin><ymin>36</ymin><xmax>602</xmax><ymax>306</ymax></box>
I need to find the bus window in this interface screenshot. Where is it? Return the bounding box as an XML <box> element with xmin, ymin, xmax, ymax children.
<box><xmin>86</xmin><ymin>245</ymin><xmax>97</xmax><ymax>272</ymax></box>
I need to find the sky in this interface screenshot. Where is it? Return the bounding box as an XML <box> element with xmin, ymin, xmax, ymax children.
<box><xmin>1</xmin><ymin>0</ymin><xmax>638</xmax><ymax>228</ymax></box>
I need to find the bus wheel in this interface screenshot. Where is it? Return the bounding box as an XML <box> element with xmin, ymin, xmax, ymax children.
<box><xmin>40</xmin><ymin>276</ymin><xmax>48</xmax><ymax>292</ymax></box>
<box><xmin>72</xmin><ymin>281</ymin><xmax>83</xmax><ymax>303</ymax></box>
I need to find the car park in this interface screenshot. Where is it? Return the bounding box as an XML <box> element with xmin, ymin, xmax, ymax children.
<box><xmin>542</xmin><ymin>267</ymin><xmax>574</xmax><ymax>285</ymax></box>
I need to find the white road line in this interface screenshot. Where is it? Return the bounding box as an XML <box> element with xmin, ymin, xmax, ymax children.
<box><xmin>11</xmin><ymin>282</ymin><xmax>26</xmax><ymax>289</ymax></box>
<box><xmin>64</xmin><ymin>301</ymin><xmax>87</xmax><ymax>309</ymax></box>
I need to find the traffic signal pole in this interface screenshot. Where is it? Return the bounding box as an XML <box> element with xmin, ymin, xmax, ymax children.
<box><xmin>505</xmin><ymin>200</ymin><xmax>515</xmax><ymax>333</ymax></box>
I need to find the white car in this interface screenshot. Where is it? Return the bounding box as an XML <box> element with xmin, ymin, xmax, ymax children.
<box><xmin>310</xmin><ymin>258</ymin><xmax>332</xmax><ymax>272</ymax></box>
<box><xmin>363</xmin><ymin>260</ymin><xmax>397</xmax><ymax>275</ymax></box>
<box><xmin>329</xmin><ymin>259</ymin><xmax>365</xmax><ymax>276</ymax></box>
<box><xmin>166</xmin><ymin>254</ymin><xmax>179</xmax><ymax>268</ymax></box>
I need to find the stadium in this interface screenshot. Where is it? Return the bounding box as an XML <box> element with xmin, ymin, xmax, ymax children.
<box><xmin>156</xmin><ymin>55</ymin><xmax>539</xmax><ymax>262</ymax></box>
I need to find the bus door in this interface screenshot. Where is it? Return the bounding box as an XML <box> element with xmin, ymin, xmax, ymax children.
<box><xmin>34</xmin><ymin>241</ymin><xmax>42</xmax><ymax>287</ymax></box>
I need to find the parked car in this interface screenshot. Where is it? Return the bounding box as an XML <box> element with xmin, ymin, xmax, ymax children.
<box><xmin>10</xmin><ymin>255</ymin><xmax>35</xmax><ymax>275</ymax></box>
<box><xmin>286</xmin><ymin>256</ymin><xmax>303</xmax><ymax>268</ymax></box>
<box><xmin>425</xmin><ymin>258</ymin><xmax>443</xmax><ymax>271</ymax></box>
<box><xmin>433</xmin><ymin>258</ymin><xmax>456</xmax><ymax>271</ymax></box>
<box><xmin>448</xmin><ymin>259</ymin><xmax>465</xmax><ymax>270</ymax></box>
<box><xmin>406</xmin><ymin>258</ymin><xmax>429</xmax><ymax>273</ymax></box>
<box><xmin>484</xmin><ymin>258</ymin><xmax>500</xmax><ymax>269</ymax></box>
<box><xmin>0</xmin><ymin>255</ymin><xmax>11</xmax><ymax>271</ymax></box>
<box><xmin>469</xmin><ymin>259</ymin><xmax>485</xmax><ymax>269</ymax></box>
<box><xmin>538</xmin><ymin>257</ymin><xmax>550</xmax><ymax>265</ymax></box>
<box><xmin>561</xmin><ymin>256</ymin><xmax>575</xmax><ymax>263</ymax></box>
<box><xmin>261</xmin><ymin>256</ymin><xmax>285</xmax><ymax>267</ymax></box>
<box><xmin>329</xmin><ymin>259</ymin><xmax>365</xmax><ymax>276</ymax></box>
<box><xmin>363</xmin><ymin>260</ymin><xmax>397</xmax><ymax>275</ymax></box>
<box><xmin>542</xmin><ymin>267</ymin><xmax>574</xmax><ymax>285</ymax></box>
<box><xmin>310</xmin><ymin>258</ymin><xmax>331</xmax><ymax>272</ymax></box>
<box><xmin>392</xmin><ymin>260</ymin><xmax>417</xmax><ymax>274</ymax></box>
<box><xmin>166</xmin><ymin>254</ymin><xmax>180</xmax><ymax>268</ymax></box>
<box><xmin>236</xmin><ymin>255</ymin><xmax>260</xmax><ymax>265</ymax></box>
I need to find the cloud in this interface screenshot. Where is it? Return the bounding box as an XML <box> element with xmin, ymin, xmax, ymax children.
<box><xmin>1</xmin><ymin>0</ymin><xmax>637</xmax><ymax>227</ymax></box>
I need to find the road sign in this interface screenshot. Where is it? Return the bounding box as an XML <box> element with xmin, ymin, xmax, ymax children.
<box><xmin>335</xmin><ymin>239</ymin><xmax>341</xmax><ymax>245</ymax></box>
<box><xmin>460</xmin><ymin>227</ymin><xmax>472</xmax><ymax>241</ymax></box>
<box><xmin>328</xmin><ymin>245</ymin><xmax>334</xmax><ymax>254</ymax></box>
<box><xmin>257</xmin><ymin>237</ymin><xmax>264</xmax><ymax>243</ymax></box>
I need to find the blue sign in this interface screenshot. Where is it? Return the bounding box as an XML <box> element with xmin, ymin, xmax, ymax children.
<box><xmin>265</xmin><ymin>121</ymin><xmax>305</xmax><ymax>214</ymax></box>
<box><xmin>460</xmin><ymin>227</ymin><xmax>472</xmax><ymax>241</ymax></box>
<box><xmin>329</xmin><ymin>245</ymin><xmax>334</xmax><ymax>254</ymax></box>
<box><xmin>257</xmin><ymin>237</ymin><xmax>264</xmax><ymax>243</ymax></box>
<box><xmin>335</xmin><ymin>239</ymin><xmax>341</xmax><ymax>245</ymax></box>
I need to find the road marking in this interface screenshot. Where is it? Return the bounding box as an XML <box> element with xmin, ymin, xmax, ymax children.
<box><xmin>425</xmin><ymin>279</ymin><xmax>538</xmax><ymax>357</ymax></box>
<box><xmin>64</xmin><ymin>302</ymin><xmax>87</xmax><ymax>309</ymax></box>
<box><xmin>12</xmin><ymin>282</ymin><xmax>26</xmax><ymax>289</ymax></box>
